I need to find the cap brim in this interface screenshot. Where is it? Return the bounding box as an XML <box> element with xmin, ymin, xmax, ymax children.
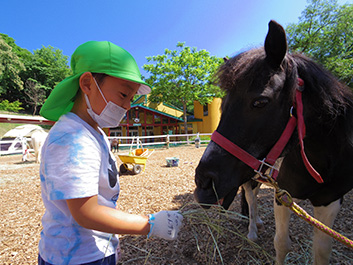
<box><xmin>137</xmin><ymin>84</ymin><xmax>151</xmax><ymax>95</ymax></box>
<box><xmin>104</xmin><ymin>70</ymin><xmax>151</xmax><ymax>95</ymax></box>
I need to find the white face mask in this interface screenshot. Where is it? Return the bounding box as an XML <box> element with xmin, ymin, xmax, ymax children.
<box><xmin>85</xmin><ymin>78</ymin><xmax>127</xmax><ymax>128</ymax></box>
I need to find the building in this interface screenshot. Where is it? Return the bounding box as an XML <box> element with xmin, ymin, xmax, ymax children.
<box><xmin>106</xmin><ymin>95</ymin><xmax>222</xmax><ymax>138</ymax></box>
<box><xmin>0</xmin><ymin>96</ymin><xmax>222</xmax><ymax>138</ymax></box>
<box><xmin>107</xmin><ymin>95</ymin><xmax>183</xmax><ymax>138</ymax></box>
<box><xmin>193</xmin><ymin>97</ymin><xmax>222</xmax><ymax>133</ymax></box>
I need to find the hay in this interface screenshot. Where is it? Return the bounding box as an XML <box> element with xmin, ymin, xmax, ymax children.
<box><xmin>1</xmin><ymin>146</ymin><xmax>353</xmax><ymax>264</ymax></box>
<box><xmin>180</xmin><ymin>203</ymin><xmax>275</xmax><ymax>265</ymax></box>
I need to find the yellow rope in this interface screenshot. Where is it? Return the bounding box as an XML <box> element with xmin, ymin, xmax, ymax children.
<box><xmin>257</xmin><ymin>175</ymin><xmax>353</xmax><ymax>249</ymax></box>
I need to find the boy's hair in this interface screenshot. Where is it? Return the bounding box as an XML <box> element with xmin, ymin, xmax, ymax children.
<box><xmin>92</xmin><ymin>73</ymin><xmax>108</xmax><ymax>85</ymax></box>
<box><xmin>74</xmin><ymin>73</ymin><xmax>108</xmax><ymax>100</ymax></box>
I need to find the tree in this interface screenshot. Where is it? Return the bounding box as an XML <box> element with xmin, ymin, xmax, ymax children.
<box><xmin>0</xmin><ymin>33</ymin><xmax>32</xmax><ymax>61</ymax></box>
<box><xmin>0</xmin><ymin>36</ymin><xmax>25</xmax><ymax>99</ymax></box>
<box><xmin>21</xmin><ymin>45</ymin><xmax>72</xmax><ymax>98</ymax></box>
<box><xmin>286</xmin><ymin>0</ymin><xmax>353</xmax><ymax>87</ymax></box>
<box><xmin>0</xmin><ymin>35</ymin><xmax>72</xmax><ymax>113</ymax></box>
<box><xmin>24</xmin><ymin>78</ymin><xmax>46</xmax><ymax>115</ymax></box>
<box><xmin>143</xmin><ymin>42</ymin><xmax>223</xmax><ymax>133</ymax></box>
<box><xmin>20</xmin><ymin>46</ymin><xmax>71</xmax><ymax>112</ymax></box>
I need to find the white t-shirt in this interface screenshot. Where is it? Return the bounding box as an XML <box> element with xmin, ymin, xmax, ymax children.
<box><xmin>38</xmin><ymin>113</ymin><xmax>120</xmax><ymax>264</ymax></box>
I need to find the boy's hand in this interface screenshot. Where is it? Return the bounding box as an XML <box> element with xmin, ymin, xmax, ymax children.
<box><xmin>147</xmin><ymin>210</ymin><xmax>183</xmax><ymax>240</ymax></box>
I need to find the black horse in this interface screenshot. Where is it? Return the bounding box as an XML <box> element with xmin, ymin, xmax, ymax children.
<box><xmin>194</xmin><ymin>20</ymin><xmax>353</xmax><ymax>265</ymax></box>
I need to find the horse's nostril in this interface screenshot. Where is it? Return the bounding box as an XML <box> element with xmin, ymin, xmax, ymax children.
<box><xmin>199</xmin><ymin>177</ymin><xmax>212</xmax><ymax>189</ymax></box>
<box><xmin>195</xmin><ymin>169</ymin><xmax>216</xmax><ymax>190</ymax></box>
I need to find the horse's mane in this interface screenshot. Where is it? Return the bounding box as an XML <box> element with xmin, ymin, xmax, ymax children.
<box><xmin>217</xmin><ymin>48</ymin><xmax>267</xmax><ymax>91</ymax></box>
<box><xmin>217</xmin><ymin>48</ymin><xmax>353</xmax><ymax>131</ymax></box>
<box><xmin>292</xmin><ymin>53</ymin><xmax>353</xmax><ymax>124</ymax></box>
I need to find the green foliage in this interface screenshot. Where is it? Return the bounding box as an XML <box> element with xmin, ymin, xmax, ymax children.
<box><xmin>0</xmin><ymin>36</ymin><xmax>25</xmax><ymax>97</ymax></box>
<box><xmin>0</xmin><ymin>122</ymin><xmax>23</xmax><ymax>137</ymax></box>
<box><xmin>143</xmin><ymin>42</ymin><xmax>224</xmax><ymax>132</ymax></box>
<box><xmin>0</xmin><ymin>34</ymin><xmax>71</xmax><ymax>113</ymax></box>
<box><xmin>0</xmin><ymin>33</ymin><xmax>32</xmax><ymax>61</ymax></box>
<box><xmin>31</xmin><ymin>45</ymin><xmax>71</xmax><ymax>89</ymax></box>
<box><xmin>0</xmin><ymin>100</ymin><xmax>24</xmax><ymax>112</ymax></box>
<box><xmin>189</xmin><ymin>135</ymin><xmax>211</xmax><ymax>141</ymax></box>
<box><xmin>20</xmin><ymin>46</ymin><xmax>72</xmax><ymax>103</ymax></box>
<box><xmin>286</xmin><ymin>0</ymin><xmax>353</xmax><ymax>87</ymax></box>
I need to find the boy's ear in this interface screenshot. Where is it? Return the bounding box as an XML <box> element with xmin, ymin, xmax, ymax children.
<box><xmin>79</xmin><ymin>72</ymin><xmax>93</xmax><ymax>95</ymax></box>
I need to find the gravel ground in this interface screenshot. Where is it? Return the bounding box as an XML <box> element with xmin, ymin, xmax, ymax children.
<box><xmin>1</xmin><ymin>145</ymin><xmax>353</xmax><ymax>264</ymax></box>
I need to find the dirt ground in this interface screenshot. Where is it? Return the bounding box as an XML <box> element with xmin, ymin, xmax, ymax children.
<box><xmin>1</xmin><ymin>145</ymin><xmax>353</xmax><ymax>264</ymax></box>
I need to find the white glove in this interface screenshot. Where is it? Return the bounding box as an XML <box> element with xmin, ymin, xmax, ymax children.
<box><xmin>147</xmin><ymin>210</ymin><xmax>183</xmax><ymax>240</ymax></box>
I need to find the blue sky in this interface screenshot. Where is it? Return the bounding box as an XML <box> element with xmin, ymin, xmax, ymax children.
<box><xmin>1</xmin><ymin>0</ymin><xmax>352</xmax><ymax>77</ymax></box>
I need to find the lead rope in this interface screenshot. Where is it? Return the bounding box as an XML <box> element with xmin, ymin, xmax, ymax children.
<box><xmin>257</xmin><ymin>174</ymin><xmax>353</xmax><ymax>249</ymax></box>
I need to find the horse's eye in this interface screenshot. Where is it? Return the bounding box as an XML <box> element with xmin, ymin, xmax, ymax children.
<box><xmin>252</xmin><ymin>98</ymin><xmax>269</xmax><ymax>108</ymax></box>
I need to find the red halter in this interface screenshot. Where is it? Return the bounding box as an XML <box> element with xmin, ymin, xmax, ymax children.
<box><xmin>211</xmin><ymin>78</ymin><xmax>324</xmax><ymax>184</ymax></box>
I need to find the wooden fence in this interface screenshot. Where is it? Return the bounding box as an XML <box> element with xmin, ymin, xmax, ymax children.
<box><xmin>0</xmin><ymin>133</ymin><xmax>211</xmax><ymax>157</ymax></box>
<box><xmin>108</xmin><ymin>133</ymin><xmax>211</xmax><ymax>150</ymax></box>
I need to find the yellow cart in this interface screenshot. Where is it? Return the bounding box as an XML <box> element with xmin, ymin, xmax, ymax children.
<box><xmin>118</xmin><ymin>141</ymin><xmax>154</xmax><ymax>175</ymax></box>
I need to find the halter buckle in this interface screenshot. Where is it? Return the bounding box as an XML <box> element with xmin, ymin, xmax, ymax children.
<box><xmin>253</xmin><ymin>158</ymin><xmax>278</xmax><ymax>181</ymax></box>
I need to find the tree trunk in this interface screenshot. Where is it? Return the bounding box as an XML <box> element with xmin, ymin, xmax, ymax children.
<box><xmin>33</xmin><ymin>104</ymin><xmax>37</xmax><ymax>116</ymax></box>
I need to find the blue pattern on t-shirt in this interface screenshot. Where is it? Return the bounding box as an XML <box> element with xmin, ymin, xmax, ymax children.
<box><xmin>39</xmin><ymin>113</ymin><xmax>119</xmax><ymax>264</ymax></box>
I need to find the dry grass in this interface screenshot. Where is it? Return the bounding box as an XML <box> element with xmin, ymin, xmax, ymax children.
<box><xmin>1</xmin><ymin>145</ymin><xmax>353</xmax><ymax>264</ymax></box>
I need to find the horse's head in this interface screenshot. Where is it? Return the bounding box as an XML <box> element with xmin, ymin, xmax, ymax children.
<box><xmin>194</xmin><ymin>20</ymin><xmax>299</xmax><ymax>207</ymax></box>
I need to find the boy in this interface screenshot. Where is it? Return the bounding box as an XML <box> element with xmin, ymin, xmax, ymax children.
<box><xmin>38</xmin><ymin>41</ymin><xmax>183</xmax><ymax>265</ymax></box>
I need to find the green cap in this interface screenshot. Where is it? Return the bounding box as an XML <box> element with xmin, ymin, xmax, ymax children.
<box><xmin>40</xmin><ymin>41</ymin><xmax>151</xmax><ymax>121</ymax></box>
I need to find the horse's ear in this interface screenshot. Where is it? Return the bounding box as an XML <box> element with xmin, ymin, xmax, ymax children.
<box><xmin>264</xmin><ymin>20</ymin><xmax>287</xmax><ymax>68</ymax></box>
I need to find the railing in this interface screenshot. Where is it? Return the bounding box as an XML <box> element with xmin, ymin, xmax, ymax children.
<box><xmin>0</xmin><ymin>137</ymin><xmax>34</xmax><ymax>157</ymax></box>
<box><xmin>108</xmin><ymin>133</ymin><xmax>211</xmax><ymax>149</ymax></box>
<box><xmin>0</xmin><ymin>133</ymin><xmax>211</xmax><ymax>157</ymax></box>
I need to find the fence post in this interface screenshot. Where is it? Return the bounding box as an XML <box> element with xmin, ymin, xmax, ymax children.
<box><xmin>166</xmin><ymin>135</ymin><xmax>170</xmax><ymax>149</ymax></box>
<box><xmin>22</xmin><ymin>137</ymin><xmax>27</xmax><ymax>161</ymax></box>
<box><xmin>195</xmin><ymin>133</ymin><xmax>200</xmax><ymax>148</ymax></box>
